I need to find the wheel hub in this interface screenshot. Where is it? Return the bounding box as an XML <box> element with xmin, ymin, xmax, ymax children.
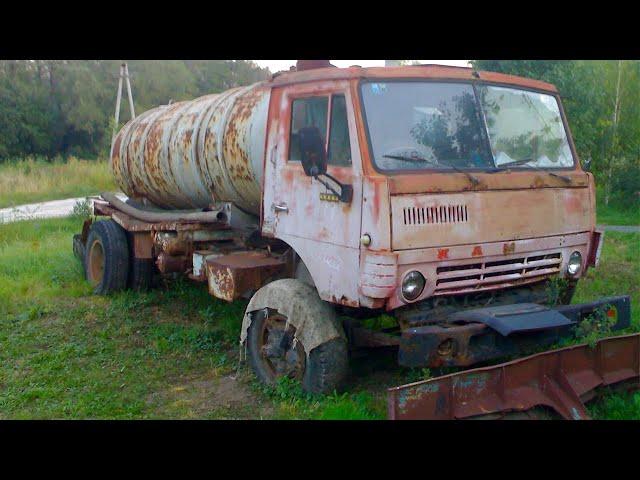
<box><xmin>87</xmin><ymin>239</ymin><xmax>105</xmax><ymax>287</ymax></box>
<box><xmin>259</xmin><ymin>313</ymin><xmax>306</xmax><ymax>380</ymax></box>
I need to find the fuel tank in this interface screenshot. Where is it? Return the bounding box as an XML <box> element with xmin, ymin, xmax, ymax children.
<box><xmin>110</xmin><ymin>83</ymin><xmax>270</xmax><ymax>215</ymax></box>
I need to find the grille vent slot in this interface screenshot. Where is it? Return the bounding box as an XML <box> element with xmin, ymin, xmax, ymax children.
<box><xmin>434</xmin><ymin>253</ymin><xmax>562</xmax><ymax>292</ymax></box>
<box><xmin>403</xmin><ymin>205</ymin><xmax>468</xmax><ymax>225</ymax></box>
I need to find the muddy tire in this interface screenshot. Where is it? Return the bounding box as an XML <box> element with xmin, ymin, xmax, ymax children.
<box><xmin>246</xmin><ymin>279</ymin><xmax>348</xmax><ymax>394</ymax></box>
<box><xmin>84</xmin><ymin>219</ymin><xmax>130</xmax><ymax>295</ymax></box>
<box><xmin>128</xmin><ymin>258</ymin><xmax>154</xmax><ymax>291</ymax></box>
<box><xmin>125</xmin><ymin>230</ymin><xmax>155</xmax><ymax>291</ymax></box>
<box><xmin>73</xmin><ymin>233</ymin><xmax>86</xmax><ymax>262</ymax></box>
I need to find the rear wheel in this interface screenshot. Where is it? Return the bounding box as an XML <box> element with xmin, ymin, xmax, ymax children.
<box><xmin>128</xmin><ymin>258</ymin><xmax>155</xmax><ymax>291</ymax></box>
<box><xmin>126</xmin><ymin>231</ymin><xmax>155</xmax><ymax>291</ymax></box>
<box><xmin>84</xmin><ymin>219</ymin><xmax>130</xmax><ymax>295</ymax></box>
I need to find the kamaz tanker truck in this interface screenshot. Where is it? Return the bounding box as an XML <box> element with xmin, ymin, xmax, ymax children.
<box><xmin>73</xmin><ymin>61</ymin><xmax>635</xmax><ymax>418</ymax></box>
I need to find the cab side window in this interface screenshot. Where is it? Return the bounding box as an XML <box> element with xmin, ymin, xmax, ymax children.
<box><xmin>288</xmin><ymin>93</ymin><xmax>352</xmax><ymax>167</ymax></box>
<box><xmin>289</xmin><ymin>96</ymin><xmax>328</xmax><ymax>161</ymax></box>
<box><xmin>327</xmin><ymin>94</ymin><xmax>352</xmax><ymax>166</ymax></box>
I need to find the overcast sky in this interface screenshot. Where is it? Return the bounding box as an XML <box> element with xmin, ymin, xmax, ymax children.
<box><xmin>253</xmin><ymin>60</ymin><xmax>470</xmax><ymax>72</ymax></box>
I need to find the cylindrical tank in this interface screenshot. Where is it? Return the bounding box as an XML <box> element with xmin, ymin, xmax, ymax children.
<box><xmin>110</xmin><ymin>83</ymin><xmax>271</xmax><ymax>215</ymax></box>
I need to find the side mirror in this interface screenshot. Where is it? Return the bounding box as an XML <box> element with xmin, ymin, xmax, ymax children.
<box><xmin>298</xmin><ymin>126</ymin><xmax>327</xmax><ymax>177</ymax></box>
<box><xmin>581</xmin><ymin>156</ymin><xmax>592</xmax><ymax>172</ymax></box>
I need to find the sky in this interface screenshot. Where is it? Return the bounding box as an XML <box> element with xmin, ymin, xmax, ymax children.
<box><xmin>253</xmin><ymin>60</ymin><xmax>470</xmax><ymax>73</ymax></box>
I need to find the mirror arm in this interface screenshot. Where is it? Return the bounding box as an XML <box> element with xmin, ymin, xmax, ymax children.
<box><xmin>314</xmin><ymin>173</ymin><xmax>353</xmax><ymax>203</ymax></box>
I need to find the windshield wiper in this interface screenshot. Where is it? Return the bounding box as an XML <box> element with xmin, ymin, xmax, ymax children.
<box><xmin>383</xmin><ymin>154</ymin><xmax>480</xmax><ymax>187</ymax></box>
<box><xmin>492</xmin><ymin>158</ymin><xmax>572</xmax><ymax>184</ymax></box>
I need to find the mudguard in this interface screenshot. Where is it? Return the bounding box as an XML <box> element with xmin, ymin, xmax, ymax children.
<box><xmin>240</xmin><ymin>279</ymin><xmax>345</xmax><ymax>357</ymax></box>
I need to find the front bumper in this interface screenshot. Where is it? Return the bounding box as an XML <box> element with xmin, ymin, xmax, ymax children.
<box><xmin>398</xmin><ymin>295</ymin><xmax>631</xmax><ymax>368</ymax></box>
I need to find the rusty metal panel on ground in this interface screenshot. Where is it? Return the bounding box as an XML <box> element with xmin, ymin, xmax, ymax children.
<box><xmin>388</xmin><ymin>333</ymin><xmax>640</xmax><ymax>420</ymax></box>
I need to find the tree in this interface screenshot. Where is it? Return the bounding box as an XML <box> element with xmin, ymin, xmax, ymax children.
<box><xmin>0</xmin><ymin>60</ymin><xmax>270</xmax><ymax>161</ymax></box>
<box><xmin>472</xmin><ymin>60</ymin><xmax>640</xmax><ymax>209</ymax></box>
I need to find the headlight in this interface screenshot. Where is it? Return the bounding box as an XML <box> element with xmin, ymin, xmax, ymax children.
<box><xmin>567</xmin><ymin>251</ymin><xmax>582</xmax><ymax>276</ymax></box>
<box><xmin>402</xmin><ymin>271</ymin><xmax>426</xmax><ymax>301</ymax></box>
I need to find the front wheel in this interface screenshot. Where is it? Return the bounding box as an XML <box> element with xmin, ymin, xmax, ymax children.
<box><xmin>245</xmin><ymin>279</ymin><xmax>348</xmax><ymax>394</ymax></box>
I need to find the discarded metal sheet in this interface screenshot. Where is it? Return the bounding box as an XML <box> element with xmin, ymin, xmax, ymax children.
<box><xmin>388</xmin><ymin>333</ymin><xmax>640</xmax><ymax>420</ymax></box>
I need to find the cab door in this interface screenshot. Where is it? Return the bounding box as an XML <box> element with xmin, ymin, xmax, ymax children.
<box><xmin>266</xmin><ymin>82</ymin><xmax>362</xmax><ymax>249</ymax></box>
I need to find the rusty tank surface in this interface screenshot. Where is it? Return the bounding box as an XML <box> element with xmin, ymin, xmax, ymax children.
<box><xmin>110</xmin><ymin>83</ymin><xmax>270</xmax><ymax>214</ymax></box>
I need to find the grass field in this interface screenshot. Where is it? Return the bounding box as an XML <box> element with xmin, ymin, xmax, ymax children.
<box><xmin>0</xmin><ymin>216</ymin><xmax>638</xmax><ymax>419</ymax></box>
<box><xmin>0</xmin><ymin>157</ymin><xmax>116</xmax><ymax>209</ymax></box>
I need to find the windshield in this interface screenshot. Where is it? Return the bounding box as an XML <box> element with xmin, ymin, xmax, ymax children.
<box><xmin>360</xmin><ymin>81</ymin><xmax>575</xmax><ymax>172</ymax></box>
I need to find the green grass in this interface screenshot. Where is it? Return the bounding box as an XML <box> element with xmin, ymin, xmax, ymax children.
<box><xmin>572</xmin><ymin>231</ymin><xmax>640</xmax><ymax>419</ymax></box>
<box><xmin>595</xmin><ymin>187</ymin><xmax>640</xmax><ymax>226</ymax></box>
<box><xmin>573</xmin><ymin>231</ymin><xmax>640</xmax><ymax>329</ymax></box>
<box><xmin>0</xmin><ymin>217</ymin><xmax>637</xmax><ymax>419</ymax></box>
<box><xmin>0</xmin><ymin>157</ymin><xmax>116</xmax><ymax>208</ymax></box>
<box><xmin>0</xmin><ymin>217</ymin><xmax>387</xmax><ymax>419</ymax></box>
<box><xmin>588</xmin><ymin>390</ymin><xmax>640</xmax><ymax>420</ymax></box>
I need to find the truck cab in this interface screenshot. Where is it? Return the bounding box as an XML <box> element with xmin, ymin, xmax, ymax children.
<box><xmin>262</xmin><ymin>64</ymin><xmax>600</xmax><ymax>314</ymax></box>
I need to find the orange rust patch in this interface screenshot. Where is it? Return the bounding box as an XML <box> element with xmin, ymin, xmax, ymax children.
<box><xmin>371</xmin><ymin>179</ymin><xmax>382</xmax><ymax>221</ymax></box>
<box><xmin>282</xmin><ymin>168</ymin><xmax>294</xmax><ymax>185</ymax></box>
<box><xmin>564</xmin><ymin>195</ymin><xmax>583</xmax><ymax>214</ymax></box>
<box><xmin>437</xmin><ymin>248</ymin><xmax>449</xmax><ymax>260</ymax></box>
<box><xmin>304</xmin><ymin>204</ymin><xmax>314</xmax><ymax>216</ymax></box>
<box><xmin>503</xmin><ymin>242</ymin><xmax>516</xmax><ymax>255</ymax></box>
<box><xmin>532</xmin><ymin>176</ymin><xmax>546</xmax><ymax>188</ymax></box>
<box><xmin>472</xmin><ymin>246</ymin><xmax>483</xmax><ymax>257</ymax></box>
<box><xmin>318</xmin><ymin>227</ymin><xmax>330</xmax><ymax>240</ymax></box>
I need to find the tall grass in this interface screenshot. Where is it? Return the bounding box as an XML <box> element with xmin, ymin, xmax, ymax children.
<box><xmin>0</xmin><ymin>157</ymin><xmax>116</xmax><ymax>208</ymax></box>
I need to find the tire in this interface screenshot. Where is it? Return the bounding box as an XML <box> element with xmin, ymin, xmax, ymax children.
<box><xmin>72</xmin><ymin>233</ymin><xmax>86</xmax><ymax>262</ymax></box>
<box><xmin>84</xmin><ymin>219</ymin><xmax>130</xmax><ymax>295</ymax></box>
<box><xmin>125</xmin><ymin>230</ymin><xmax>155</xmax><ymax>291</ymax></box>
<box><xmin>128</xmin><ymin>258</ymin><xmax>155</xmax><ymax>291</ymax></box>
<box><xmin>246</xmin><ymin>280</ymin><xmax>348</xmax><ymax>394</ymax></box>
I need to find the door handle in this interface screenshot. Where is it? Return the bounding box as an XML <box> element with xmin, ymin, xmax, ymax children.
<box><xmin>272</xmin><ymin>203</ymin><xmax>289</xmax><ymax>213</ymax></box>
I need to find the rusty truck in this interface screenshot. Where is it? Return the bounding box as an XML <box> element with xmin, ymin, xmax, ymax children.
<box><xmin>73</xmin><ymin>61</ymin><xmax>637</xmax><ymax>418</ymax></box>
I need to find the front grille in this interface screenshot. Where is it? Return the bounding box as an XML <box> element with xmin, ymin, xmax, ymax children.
<box><xmin>435</xmin><ymin>253</ymin><xmax>562</xmax><ymax>293</ymax></box>
<box><xmin>403</xmin><ymin>204</ymin><xmax>468</xmax><ymax>225</ymax></box>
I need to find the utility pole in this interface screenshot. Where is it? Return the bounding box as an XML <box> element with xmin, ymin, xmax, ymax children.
<box><xmin>112</xmin><ymin>63</ymin><xmax>136</xmax><ymax>145</ymax></box>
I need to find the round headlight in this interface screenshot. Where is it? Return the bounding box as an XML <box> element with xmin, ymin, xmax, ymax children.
<box><xmin>402</xmin><ymin>271</ymin><xmax>426</xmax><ymax>301</ymax></box>
<box><xmin>567</xmin><ymin>251</ymin><xmax>582</xmax><ymax>276</ymax></box>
